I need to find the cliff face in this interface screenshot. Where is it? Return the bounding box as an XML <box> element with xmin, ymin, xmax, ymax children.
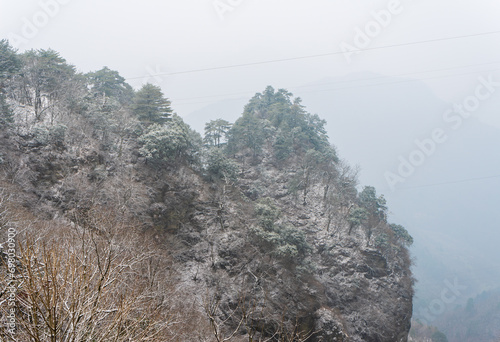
<box><xmin>0</xmin><ymin>124</ymin><xmax>413</xmax><ymax>341</ymax></box>
<box><xmin>176</xmin><ymin>147</ymin><xmax>414</xmax><ymax>342</ymax></box>
<box><xmin>0</xmin><ymin>49</ymin><xmax>413</xmax><ymax>340</ymax></box>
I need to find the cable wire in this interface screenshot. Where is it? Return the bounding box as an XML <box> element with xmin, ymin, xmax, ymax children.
<box><xmin>172</xmin><ymin>66</ymin><xmax>500</xmax><ymax>105</ymax></box>
<box><xmin>126</xmin><ymin>30</ymin><xmax>500</xmax><ymax>81</ymax></box>
<box><xmin>397</xmin><ymin>174</ymin><xmax>500</xmax><ymax>190</ymax></box>
<box><xmin>170</xmin><ymin>61</ymin><xmax>500</xmax><ymax>103</ymax></box>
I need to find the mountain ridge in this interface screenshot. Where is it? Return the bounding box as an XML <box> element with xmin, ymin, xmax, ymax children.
<box><xmin>0</xmin><ymin>42</ymin><xmax>414</xmax><ymax>341</ymax></box>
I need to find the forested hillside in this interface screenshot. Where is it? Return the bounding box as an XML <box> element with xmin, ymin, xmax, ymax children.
<box><xmin>0</xmin><ymin>40</ymin><xmax>414</xmax><ymax>341</ymax></box>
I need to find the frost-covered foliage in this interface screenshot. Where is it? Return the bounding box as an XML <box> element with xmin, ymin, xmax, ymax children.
<box><xmin>251</xmin><ymin>197</ymin><xmax>311</xmax><ymax>262</ymax></box>
<box><xmin>132</xmin><ymin>83</ymin><xmax>172</xmax><ymax>126</ymax></box>
<box><xmin>139</xmin><ymin>114</ymin><xmax>201</xmax><ymax>164</ymax></box>
<box><xmin>0</xmin><ymin>42</ymin><xmax>415</xmax><ymax>340</ymax></box>
<box><xmin>205</xmin><ymin>147</ymin><xmax>239</xmax><ymax>181</ymax></box>
<box><xmin>0</xmin><ymin>40</ymin><xmax>20</xmax><ymax>129</ymax></box>
<box><xmin>390</xmin><ymin>223</ymin><xmax>414</xmax><ymax>246</ymax></box>
<box><xmin>228</xmin><ymin>86</ymin><xmax>334</xmax><ymax>161</ymax></box>
<box><xmin>32</xmin><ymin>124</ymin><xmax>67</xmax><ymax>147</ymax></box>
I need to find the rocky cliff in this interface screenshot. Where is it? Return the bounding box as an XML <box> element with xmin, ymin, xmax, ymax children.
<box><xmin>0</xmin><ymin>43</ymin><xmax>414</xmax><ymax>341</ymax></box>
<box><xmin>0</xmin><ymin>116</ymin><xmax>413</xmax><ymax>341</ymax></box>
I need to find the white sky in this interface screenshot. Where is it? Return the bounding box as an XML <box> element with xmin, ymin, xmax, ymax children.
<box><xmin>2</xmin><ymin>0</ymin><xmax>500</xmax><ymax>127</ymax></box>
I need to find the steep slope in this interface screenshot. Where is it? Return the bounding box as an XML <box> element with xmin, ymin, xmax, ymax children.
<box><xmin>2</xmin><ymin>97</ymin><xmax>413</xmax><ymax>341</ymax></box>
<box><xmin>0</xmin><ymin>43</ymin><xmax>414</xmax><ymax>341</ymax></box>
<box><xmin>184</xmin><ymin>74</ymin><xmax>500</xmax><ymax>319</ymax></box>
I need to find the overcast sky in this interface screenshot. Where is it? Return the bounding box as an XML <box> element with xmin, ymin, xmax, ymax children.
<box><xmin>2</xmin><ymin>0</ymin><xmax>500</xmax><ymax>127</ymax></box>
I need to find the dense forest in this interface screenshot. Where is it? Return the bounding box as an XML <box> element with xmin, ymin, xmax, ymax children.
<box><xmin>0</xmin><ymin>39</ymin><xmax>414</xmax><ymax>341</ymax></box>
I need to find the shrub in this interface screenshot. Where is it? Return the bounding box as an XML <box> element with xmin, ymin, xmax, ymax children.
<box><xmin>389</xmin><ymin>223</ymin><xmax>413</xmax><ymax>246</ymax></box>
<box><xmin>49</xmin><ymin>124</ymin><xmax>67</xmax><ymax>146</ymax></box>
<box><xmin>32</xmin><ymin>124</ymin><xmax>67</xmax><ymax>147</ymax></box>
<box><xmin>205</xmin><ymin>147</ymin><xmax>239</xmax><ymax>181</ymax></box>
<box><xmin>139</xmin><ymin>114</ymin><xmax>201</xmax><ymax>164</ymax></box>
<box><xmin>0</xmin><ymin>93</ymin><xmax>14</xmax><ymax>129</ymax></box>
<box><xmin>347</xmin><ymin>207</ymin><xmax>368</xmax><ymax>235</ymax></box>
<box><xmin>254</xmin><ymin>197</ymin><xmax>280</xmax><ymax>230</ymax></box>
<box><xmin>251</xmin><ymin>224</ymin><xmax>310</xmax><ymax>261</ymax></box>
<box><xmin>32</xmin><ymin>125</ymin><xmax>50</xmax><ymax>145</ymax></box>
<box><xmin>374</xmin><ymin>233</ymin><xmax>390</xmax><ymax>250</ymax></box>
<box><xmin>251</xmin><ymin>198</ymin><xmax>310</xmax><ymax>262</ymax></box>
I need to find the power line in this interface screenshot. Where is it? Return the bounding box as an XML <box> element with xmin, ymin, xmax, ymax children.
<box><xmin>126</xmin><ymin>30</ymin><xmax>500</xmax><ymax>81</ymax></box>
<box><xmin>170</xmin><ymin>61</ymin><xmax>500</xmax><ymax>103</ymax></box>
<box><xmin>397</xmin><ymin>174</ymin><xmax>500</xmax><ymax>190</ymax></box>
<box><xmin>292</xmin><ymin>61</ymin><xmax>500</xmax><ymax>92</ymax></box>
<box><xmin>298</xmin><ymin>67</ymin><xmax>500</xmax><ymax>96</ymax></box>
<box><xmin>172</xmin><ymin>65</ymin><xmax>500</xmax><ymax>106</ymax></box>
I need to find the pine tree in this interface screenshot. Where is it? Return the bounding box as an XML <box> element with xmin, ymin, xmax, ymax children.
<box><xmin>204</xmin><ymin>119</ymin><xmax>232</xmax><ymax>147</ymax></box>
<box><xmin>132</xmin><ymin>83</ymin><xmax>172</xmax><ymax>126</ymax></box>
<box><xmin>0</xmin><ymin>40</ymin><xmax>20</xmax><ymax>129</ymax></box>
<box><xmin>139</xmin><ymin>114</ymin><xmax>200</xmax><ymax>163</ymax></box>
<box><xmin>0</xmin><ymin>93</ymin><xmax>13</xmax><ymax>129</ymax></box>
<box><xmin>86</xmin><ymin>66</ymin><xmax>134</xmax><ymax>105</ymax></box>
<box><xmin>20</xmin><ymin>49</ymin><xmax>76</xmax><ymax>121</ymax></box>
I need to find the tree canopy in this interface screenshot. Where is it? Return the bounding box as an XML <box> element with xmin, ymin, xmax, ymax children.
<box><xmin>0</xmin><ymin>40</ymin><xmax>20</xmax><ymax>129</ymax></box>
<box><xmin>17</xmin><ymin>49</ymin><xmax>77</xmax><ymax>121</ymax></box>
<box><xmin>86</xmin><ymin>66</ymin><xmax>134</xmax><ymax>105</ymax></box>
<box><xmin>139</xmin><ymin>114</ymin><xmax>201</xmax><ymax>164</ymax></box>
<box><xmin>0</xmin><ymin>39</ymin><xmax>21</xmax><ymax>88</ymax></box>
<box><xmin>228</xmin><ymin>86</ymin><xmax>333</xmax><ymax>160</ymax></box>
<box><xmin>132</xmin><ymin>83</ymin><xmax>172</xmax><ymax>126</ymax></box>
<box><xmin>203</xmin><ymin>118</ymin><xmax>231</xmax><ymax>148</ymax></box>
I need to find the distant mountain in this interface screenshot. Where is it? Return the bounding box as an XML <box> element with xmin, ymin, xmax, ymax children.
<box><xmin>434</xmin><ymin>288</ymin><xmax>500</xmax><ymax>342</ymax></box>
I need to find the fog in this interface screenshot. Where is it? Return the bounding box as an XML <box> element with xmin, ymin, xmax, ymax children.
<box><xmin>2</xmin><ymin>0</ymin><xmax>500</xmax><ymax>330</ymax></box>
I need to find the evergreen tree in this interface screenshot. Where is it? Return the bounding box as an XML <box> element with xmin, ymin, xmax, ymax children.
<box><xmin>132</xmin><ymin>83</ymin><xmax>172</xmax><ymax>126</ymax></box>
<box><xmin>0</xmin><ymin>40</ymin><xmax>20</xmax><ymax>129</ymax></box>
<box><xmin>228</xmin><ymin>113</ymin><xmax>270</xmax><ymax>158</ymax></box>
<box><xmin>139</xmin><ymin>114</ymin><xmax>200</xmax><ymax>164</ymax></box>
<box><xmin>244</xmin><ymin>86</ymin><xmax>292</xmax><ymax>117</ymax></box>
<box><xmin>0</xmin><ymin>39</ymin><xmax>21</xmax><ymax>88</ymax></box>
<box><xmin>231</xmin><ymin>86</ymin><xmax>332</xmax><ymax>160</ymax></box>
<box><xmin>203</xmin><ymin>119</ymin><xmax>231</xmax><ymax>147</ymax></box>
<box><xmin>347</xmin><ymin>207</ymin><xmax>368</xmax><ymax>235</ymax></box>
<box><xmin>86</xmin><ymin>66</ymin><xmax>134</xmax><ymax>105</ymax></box>
<box><xmin>0</xmin><ymin>93</ymin><xmax>14</xmax><ymax>129</ymax></box>
<box><xmin>359</xmin><ymin>186</ymin><xmax>387</xmax><ymax>225</ymax></box>
<box><xmin>20</xmin><ymin>49</ymin><xmax>76</xmax><ymax>121</ymax></box>
<box><xmin>358</xmin><ymin>186</ymin><xmax>387</xmax><ymax>242</ymax></box>
<box><xmin>389</xmin><ymin>223</ymin><xmax>414</xmax><ymax>246</ymax></box>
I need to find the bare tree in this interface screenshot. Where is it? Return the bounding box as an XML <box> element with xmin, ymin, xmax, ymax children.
<box><xmin>203</xmin><ymin>291</ymin><xmax>315</xmax><ymax>342</ymax></box>
<box><xmin>0</xmin><ymin>207</ymin><xmax>179</xmax><ymax>342</ymax></box>
<box><xmin>324</xmin><ymin>159</ymin><xmax>359</xmax><ymax>235</ymax></box>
